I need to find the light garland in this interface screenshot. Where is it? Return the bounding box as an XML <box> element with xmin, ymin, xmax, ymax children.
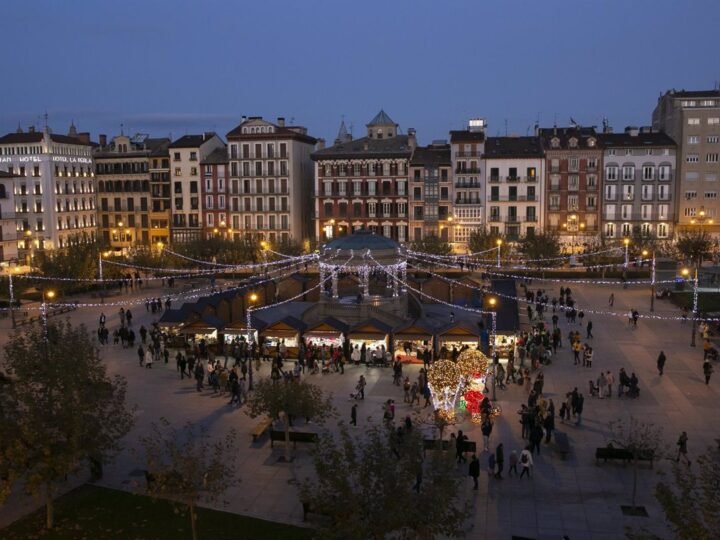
<box><xmin>408</xmin><ymin>245</ymin><xmax>623</xmax><ymax>264</ymax></box>
<box><xmin>163</xmin><ymin>246</ymin><xmax>316</xmax><ymax>270</ymax></box>
<box><xmin>408</xmin><ymin>251</ymin><xmax>635</xmax><ymax>272</ymax></box>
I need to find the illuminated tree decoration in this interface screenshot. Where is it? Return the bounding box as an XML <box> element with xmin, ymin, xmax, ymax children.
<box><xmin>426</xmin><ymin>360</ymin><xmax>463</xmax><ymax>417</ymax></box>
<box><xmin>456</xmin><ymin>349</ymin><xmax>489</xmax><ymax>383</ymax></box>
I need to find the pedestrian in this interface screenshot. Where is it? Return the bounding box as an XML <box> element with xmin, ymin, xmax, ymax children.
<box><xmin>676</xmin><ymin>431</ymin><xmax>691</xmax><ymax>466</ymax></box>
<box><xmin>137</xmin><ymin>345</ymin><xmax>145</xmax><ymax>367</ymax></box>
<box><xmin>586</xmin><ymin>320</ymin><xmax>593</xmax><ymax>339</ymax></box>
<box><xmin>481</xmin><ymin>419</ymin><xmax>493</xmax><ymax>452</ymax></box>
<box><xmin>575</xmin><ymin>393</ymin><xmax>585</xmax><ymax>425</ymax></box>
<box><xmin>350</xmin><ymin>403</ymin><xmax>357</xmax><ymax>426</ymax></box>
<box><xmin>605</xmin><ymin>370</ymin><xmax>614</xmax><ymax>398</ymax></box>
<box><xmin>487</xmin><ymin>452</ymin><xmax>496</xmax><ymax>479</ymax></box>
<box><xmin>703</xmin><ymin>359</ymin><xmax>713</xmax><ymax>385</ymax></box>
<box><xmin>469</xmin><ymin>455</ymin><xmax>480</xmax><ymax>490</ymax></box>
<box><xmin>608</xmin><ymin>293</ymin><xmax>614</xmax><ymax>307</ymax></box>
<box><xmin>657</xmin><ymin>351</ymin><xmax>666</xmax><ymax>376</ymax></box>
<box><xmin>495</xmin><ymin>443</ymin><xmax>504</xmax><ymax>479</ymax></box>
<box><xmin>508</xmin><ymin>450</ymin><xmax>519</xmax><ymax>476</ymax></box>
<box><xmin>456</xmin><ymin>430</ymin><xmax>468</xmax><ymax>464</ymax></box>
<box><xmin>529</xmin><ymin>424</ymin><xmax>543</xmax><ymax>455</ymax></box>
<box><xmin>519</xmin><ymin>446</ymin><xmax>533</xmax><ymax>478</ymax></box>
<box><xmin>543</xmin><ymin>412</ymin><xmax>555</xmax><ymax>443</ymax></box>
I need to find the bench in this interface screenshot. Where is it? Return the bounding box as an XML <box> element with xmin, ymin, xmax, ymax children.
<box><xmin>251</xmin><ymin>418</ymin><xmax>273</xmax><ymax>442</ymax></box>
<box><xmin>553</xmin><ymin>431</ymin><xmax>570</xmax><ymax>460</ymax></box>
<box><xmin>423</xmin><ymin>438</ymin><xmax>477</xmax><ymax>455</ymax></box>
<box><xmin>301</xmin><ymin>501</ymin><xmax>333</xmax><ymax>523</ymax></box>
<box><xmin>269</xmin><ymin>429</ymin><xmax>318</xmax><ymax>448</ymax></box>
<box><xmin>595</xmin><ymin>447</ymin><xmax>654</xmax><ymax>467</ymax></box>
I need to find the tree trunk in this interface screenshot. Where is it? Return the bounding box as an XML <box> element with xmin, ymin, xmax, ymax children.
<box><xmin>45</xmin><ymin>485</ymin><xmax>54</xmax><ymax>529</ymax></box>
<box><xmin>282</xmin><ymin>411</ymin><xmax>291</xmax><ymax>462</ymax></box>
<box><xmin>190</xmin><ymin>503</ymin><xmax>198</xmax><ymax>540</ymax></box>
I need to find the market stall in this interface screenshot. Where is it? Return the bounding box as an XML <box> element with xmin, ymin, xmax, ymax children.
<box><xmin>348</xmin><ymin>318</ymin><xmax>391</xmax><ymax>361</ymax></box>
<box><xmin>259</xmin><ymin>316</ymin><xmax>306</xmax><ymax>359</ymax></box>
<box><xmin>177</xmin><ymin>315</ymin><xmax>225</xmax><ymax>349</ymax></box>
<box><xmin>492</xmin><ymin>333</ymin><xmax>518</xmax><ymax>363</ymax></box>
<box><xmin>437</xmin><ymin>321</ymin><xmax>481</xmax><ymax>359</ymax></box>
<box><xmin>223</xmin><ymin>315</ymin><xmax>266</xmax><ymax>346</ymax></box>
<box><xmin>303</xmin><ymin>317</ymin><xmax>349</xmax><ymax>348</ymax></box>
<box><xmin>392</xmin><ymin>320</ymin><xmax>434</xmax><ymax>364</ymax></box>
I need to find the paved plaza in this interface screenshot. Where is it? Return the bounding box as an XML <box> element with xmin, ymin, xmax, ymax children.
<box><xmin>1</xmin><ymin>277</ymin><xmax>716</xmax><ymax>539</ymax></box>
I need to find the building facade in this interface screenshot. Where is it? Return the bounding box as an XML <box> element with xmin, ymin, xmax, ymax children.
<box><xmin>226</xmin><ymin>117</ymin><xmax>316</xmax><ymax>244</ymax></box>
<box><xmin>169</xmin><ymin>133</ymin><xmax>225</xmax><ymax>243</ymax></box>
<box><xmin>408</xmin><ymin>141</ymin><xmax>452</xmax><ymax>243</ymax></box>
<box><xmin>599</xmin><ymin>127</ymin><xmax>677</xmax><ymax>240</ymax></box>
<box><xmin>200</xmin><ymin>147</ymin><xmax>229</xmax><ymax>239</ymax></box>
<box><xmin>0</xmin><ymin>171</ymin><xmax>20</xmax><ymax>265</ymax></box>
<box><xmin>0</xmin><ymin>125</ymin><xmax>96</xmax><ymax>261</ymax></box>
<box><xmin>95</xmin><ymin>134</ymin><xmax>170</xmax><ymax>250</ymax></box>
<box><xmin>652</xmin><ymin>90</ymin><xmax>720</xmax><ymax>232</ymax></box>
<box><xmin>312</xmin><ymin>110</ymin><xmax>414</xmax><ymax>242</ymax></box>
<box><xmin>450</xmin><ymin>120</ymin><xmax>486</xmax><ymax>250</ymax></box>
<box><xmin>539</xmin><ymin>127</ymin><xmax>601</xmax><ymax>251</ymax></box>
<box><xmin>483</xmin><ymin>137</ymin><xmax>544</xmax><ymax>240</ymax></box>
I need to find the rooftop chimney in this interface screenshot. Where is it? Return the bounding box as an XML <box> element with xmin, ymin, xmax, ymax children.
<box><xmin>77</xmin><ymin>132</ymin><xmax>91</xmax><ymax>144</ymax></box>
<box><xmin>277</xmin><ymin>117</ymin><xmax>285</xmax><ymax>127</ymax></box>
<box><xmin>625</xmin><ymin>126</ymin><xmax>640</xmax><ymax>137</ymax></box>
<box><xmin>316</xmin><ymin>138</ymin><xmax>326</xmax><ymax>150</ymax></box>
<box><xmin>28</xmin><ymin>126</ymin><xmax>36</xmax><ymax>134</ymax></box>
<box><xmin>408</xmin><ymin>128</ymin><xmax>417</xmax><ymax>151</ymax></box>
<box><xmin>99</xmin><ymin>134</ymin><xmax>107</xmax><ymax>147</ymax></box>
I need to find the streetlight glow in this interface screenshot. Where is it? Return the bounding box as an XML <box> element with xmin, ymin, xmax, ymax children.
<box><xmin>249</xmin><ymin>293</ymin><xmax>258</xmax><ymax>302</ymax></box>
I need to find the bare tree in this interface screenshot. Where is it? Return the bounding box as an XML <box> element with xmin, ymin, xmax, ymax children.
<box><xmin>140</xmin><ymin>418</ymin><xmax>239</xmax><ymax>540</ymax></box>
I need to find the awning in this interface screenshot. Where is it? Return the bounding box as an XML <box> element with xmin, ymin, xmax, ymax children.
<box><xmin>304</xmin><ymin>317</ymin><xmax>350</xmax><ymax>335</ymax></box>
<box><xmin>178</xmin><ymin>315</ymin><xmax>224</xmax><ymax>335</ymax></box>
<box><xmin>393</xmin><ymin>319</ymin><xmax>434</xmax><ymax>341</ymax></box>
<box><xmin>438</xmin><ymin>320</ymin><xmax>481</xmax><ymax>339</ymax></box>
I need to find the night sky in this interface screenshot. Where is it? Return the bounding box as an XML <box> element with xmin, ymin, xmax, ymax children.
<box><xmin>3</xmin><ymin>0</ymin><xmax>719</xmax><ymax>144</ymax></box>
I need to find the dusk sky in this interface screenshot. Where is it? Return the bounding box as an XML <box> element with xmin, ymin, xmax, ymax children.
<box><xmin>3</xmin><ymin>0</ymin><xmax>719</xmax><ymax>144</ymax></box>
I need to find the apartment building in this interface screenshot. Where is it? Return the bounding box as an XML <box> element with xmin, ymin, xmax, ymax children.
<box><xmin>169</xmin><ymin>133</ymin><xmax>225</xmax><ymax>243</ymax></box>
<box><xmin>148</xmin><ymin>144</ymin><xmax>171</xmax><ymax>247</ymax></box>
<box><xmin>598</xmin><ymin>127</ymin><xmax>677</xmax><ymax>240</ymax></box>
<box><xmin>408</xmin><ymin>141</ymin><xmax>452</xmax><ymax>243</ymax></box>
<box><xmin>450</xmin><ymin>119</ymin><xmax>486</xmax><ymax>250</ymax></box>
<box><xmin>200</xmin><ymin>147</ymin><xmax>229</xmax><ymax>239</ymax></box>
<box><xmin>539</xmin><ymin>127</ymin><xmax>602</xmax><ymax>250</ymax></box>
<box><xmin>0</xmin><ymin>125</ymin><xmax>96</xmax><ymax>259</ymax></box>
<box><xmin>94</xmin><ymin>134</ymin><xmax>170</xmax><ymax>250</ymax></box>
<box><xmin>483</xmin><ymin>137</ymin><xmax>544</xmax><ymax>240</ymax></box>
<box><xmin>652</xmin><ymin>89</ymin><xmax>720</xmax><ymax>231</ymax></box>
<box><xmin>312</xmin><ymin>110</ymin><xmax>414</xmax><ymax>242</ymax></box>
<box><xmin>0</xmin><ymin>171</ymin><xmax>20</xmax><ymax>264</ymax></box>
<box><xmin>226</xmin><ymin>116</ymin><xmax>316</xmax><ymax>243</ymax></box>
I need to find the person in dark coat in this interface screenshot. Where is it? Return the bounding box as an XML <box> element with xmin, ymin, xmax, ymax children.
<box><xmin>494</xmin><ymin>443</ymin><xmax>504</xmax><ymax>479</ymax></box>
<box><xmin>657</xmin><ymin>351</ymin><xmax>667</xmax><ymax>376</ymax></box>
<box><xmin>543</xmin><ymin>412</ymin><xmax>555</xmax><ymax>443</ymax></box>
<box><xmin>468</xmin><ymin>455</ymin><xmax>480</xmax><ymax>490</ymax></box>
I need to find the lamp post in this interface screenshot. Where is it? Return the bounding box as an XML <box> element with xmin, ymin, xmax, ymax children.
<box><xmin>642</xmin><ymin>249</ymin><xmax>656</xmax><ymax>312</ymax></box>
<box><xmin>9</xmin><ymin>270</ymin><xmax>16</xmax><ymax>328</ymax></box>
<box><xmin>623</xmin><ymin>237</ymin><xmax>630</xmax><ymax>270</ymax></box>
<box><xmin>496</xmin><ymin>239</ymin><xmax>503</xmax><ymax>268</ymax></box>
<box><xmin>247</xmin><ymin>292</ymin><xmax>258</xmax><ymax>391</ymax></box>
<box><xmin>682</xmin><ymin>267</ymin><xmax>699</xmax><ymax>347</ymax></box>
<box><xmin>98</xmin><ymin>251</ymin><xmax>105</xmax><ymax>304</ymax></box>
<box><xmin>488</xmin><ymin>296</ymin><xmax>498</xmax><ymax>401</ymax></box>
<box><xmin>41</xmin><ymin>289</ymin><xmax>55</xmax><ymax>347</ymax></box>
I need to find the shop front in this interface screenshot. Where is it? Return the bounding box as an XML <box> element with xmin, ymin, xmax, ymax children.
<box><xmin>348</xmin><ymin>318</ymin><xmax>391</xmax><ymax>361</ymax></box>
<box><xmin>303</xmin><ymin>317</ymin><xmax>349</xmax><ymax>348</ymax></box>
<box><xmin>392</xmin><ymin>320</ymin><xmax>434</xmax><ymax>364</ymax></box>
<box><xmin>492</xmin><ymin>333</ymin><xmax>517</xmax><ymax>363</ymax></box>
<box><xmin>437</xmin><ymin>321</ymin><xmax>481</xmax><ymax>360</ymax></box>
<box><xmin>223</xmin><ymin>315</ymin><xmax>266</xmax><ymax>346</ymax></box>
<box><xmin>259</xmin><ymin>316</ymin><xmax>306</xmax><ymax>359</ymax></box>
<box><xmin>177</xmin><ymin>315</ymin><xmax>225</xmax><ymax>351</ymax></box>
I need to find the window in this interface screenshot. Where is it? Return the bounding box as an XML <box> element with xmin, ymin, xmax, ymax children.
<box><xmin>367</xmin><ymin>181</ymin><xmax>376</xmax><ymax>196</ymax></box>
<box><xmin>189</xmin><ymin>151</ymin><xmax>197</xmax><ymax>161</ymax></box>
<box><xmin>605</xmin><ymin>166</ymin><xmax>618</xmax><ymax>181</ymax></box>
<box><xmin>397</xmin><ymin>181</ymin><xmax>406</xmax><ymax>196</ymax></box>
<box><xmin>568</xmin><ymin>175</ymin><xmax>579</xmax><ymax>191</ymax></box>
<box><xmin>621</xmin><ymin>204</ymin><xmax>632</xmax><ymax>220</ymax></box>
<box><xmin>687</xmin><ymin>154</ymin><xmax>700</xmax><ymax>163</ymax></box>
<box><xmin>569</xmin><ymin>158</ymin><xmax>579</xmax><ymax>172</ymax></box>
<box><xmin>549</xmin><ymin>195</ymin><xmax>560</xmax><ymax>209</ymax></box>
<box><xmin>658</xmin><ymin>205</ymin><xmax>668</xmax><ymax>220</ymax></box>
<box><xmin>567</xmin><ymin>195</ymin><xmax>579</xmax><ymax>211</ymax></box>
<box><xmin>605</xmin><ymin>205</ymin><xmax>616</xmax><ymax>220</ymax></box>
<box><xmin>641</xmin><ymin>204</ymin><xmax>652</xmax><ymax>220</ymax></box>
<box><xmin>657</xmin><ymin>223</ymin><xmax>668</xmax><ymax>238</ymax></box>
<box><xmin>550</xmin><ymin>159</ymin><xmax>560</xmax><ymax>172</ymax></box>
<box><xmin>621</xmin><ymin>223</ymin><xmax>632</xmax><ymax>237</ymax></box>
<box><xmin>642</xmin><ymin>185</ymin><xmax>653</xmax><ymax>200</ymax></box>
<box><xmin>688</xmin><ymin>118</ymin><xmax>700</xmax><ymax>125</ymax></box>
<box><xmin>688</xmin><ymin>136</ymin><xmax>700</xmax><ymax>144</ymax></box>
<box><xmin>353</xmin><ymin>181</ymin><xmax>362</xmax><ymax>196</ymax></box>
<box><xmin>206</xmin><ymin>195</ymin><xmax>213</xmax><ymax>209</ymax></box>
<box><xmin>324</xmin><ymin>181</ymin><xmax>332</xmax><ymax>196</ymax></box>
<box><xmin>658</xmin><ymin>185</ymin><xmax>670</xmax><ymax>200</ymax></box>
<box><xmin>642</xmin><ymin>166</ymin><xmax>654</xmax><ymax>180</ymax></box>
<box><xmin>174</xmin><ymin>168</ymin><xmax>181</xmax><ymax>176</ymax></box>
<box><xmin>705</xmin><ymin>191</ymin><xmax>718</xmax><ymax>199</ymax></box>
<box><xmin>586</xmin><ymin>195</ymin><xmax>597</xmax><ymax>209</ymax></box>
<box><xmin>658</xmin><ymin>165</ymin><xmax>671</xmax><ymax>181</ymax></box>
<box><xmin>587</xmin><ymin>174</ymin><xmax>597</xmax><ymax>189</ymax></box>
<box><xmin>587</xmin><ymin>158</ymin><xmax>597</xmax><ymax>169</ymax></box>
<box><xmin>190</xmin><ymin>167</ymin><xmax>197</xmax><ymax>176</ymax></box>
<box><xmin>173</xmin><ymin>152</ymin><xmax>181</xmax><ymax>161</ymax></box>
<box><xmin>623</xmin><ymin>185</ymin><xmax>634</xmax><ymax>201</ymax></box>
<box><xmin>708</xmin><ymin>136</ymin><xmax>720</xmax><ymax>144</ymax></box>
<box><xmin>605</xmin><ymin>185</ymin><xmax>617</xmax><ymax>201</ymax></box>
<box><xmin>605</xmin><ymin>223</ymin><xmax>615</xmax><ymax>238</ymax></box>
<box><xmin>684</xmin><ymin>208</ymin><xmax>697</xmax><ymax>217</ymax></box>
<box><xmin>368</xmin><ymin>202</ymin><xmax>376</xmax><ymax>218</ymax></box>
<box><xmin>707</xmin><ymin>153</ymin><xmax>719</xmax><ymax>163</ymax></box>
<box><xmin>338</xmin><ymin>182</ymin><xmax>347</xmax><ymax>197</ymax></box>
<box><xmin>622</xmin><ymin>166</ymin><xmax>635</xmax><ymax>181</ymax></box>
<box><xmin>709</xmin><ymin>118</ymin><xmax>720</xmax><ymax>125</ymax></box>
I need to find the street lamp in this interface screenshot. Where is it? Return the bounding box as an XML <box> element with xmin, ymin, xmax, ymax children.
<box><xmin>42</xmin><ymin>289</ymin><xmax>55</xmax><ymax>345</ymax></box>
<box><xmin>682</xmin><ymin>267</ymin><xmax>699</xmax><ymax>347</ymax></box>
<box><xmin>487</xmin><ymin>296</ymin><xmax>498</xmax><ymax>401</ymax></box>
<box><xmin>642</xmin><ymin>249</ymin><xmax>656</xmax><ymax>312</ymax></box>
<box><xmin>496</xmin><ymin>239</ymin><xmax>503</xmax><ymax>268</ymax></box>
<box><xmin>623</xmin><ymin>237</ymin><xmax>630</xmax><ymax>270</ymax></box>
<box><xmin>247</xmin><ymin>292</ymin><xmax>259</xmax><ymax>391</ymax></box>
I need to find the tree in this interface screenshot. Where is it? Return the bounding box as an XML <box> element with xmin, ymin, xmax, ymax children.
<box><xmin>517</xmin><ymin>231</ymin><xmax>561</xmax><ymax>267</ymax></box>
<box><xmin>411</xmin><ymin>234</ymin><xmax>452</xmax><ymax>256</ymax></box>
<box><xmin>0</xmin><ymin>320</ymin><xmax>134</xmax><ymax>529</ymax></box>
<box><xmin>607</xmin><ymin>416</ymin><xmax>665</xmax><ymax>511</ymax></box>
<box><xmin>674</xmin><ymin>230</ymin><xmax>715</xmax><ymax>265</ymax></box>
<box><xmin>300</xmin><ymin>422</ymin><xmax>471</xmax><ymax>539</ymax></box>
<box><xmin>468</xmin><ymin>227</ymin><xmax>507</xmax><ymax>255</ymax></box>
<box><xmin>653</xmin><ymin>446</ymin><xmax>720</xmax><ymax>540</ymax></box>
<box><xmin>37</xmin><ymin>242</ymin><xmax>100</xmax><ymax>285</ymax></box>
<box><xmin>140</xmin><ymin>418</ymin><xmax>240</xmax><ymax>540</ymax></box>
<box><xmin>245</xmin><ymin>378</ymin><xmax>334</xmax><ymax>462</ymax></box>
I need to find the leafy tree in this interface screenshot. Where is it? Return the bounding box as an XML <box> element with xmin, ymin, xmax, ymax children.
<box><xmin>140</xmin><ymin>418</ymin><xmax>240</xmax><ymax>540</ymax></box>
<box><xmin>608</xmin><ymin>416</ymin><xmax>665</xmax><ymax>511</ymax></box>
<box><xmin>0</xmin><ymin>320</ymin><xmax>134</xmax><ymax>529</ymax></box>
<box><xmin>467</xmin><ymin>228</ymin><xmax>507</xmax><ymax>256</ymax></box>
<box><xmin>174</xmin><ymin>237</ymin><xmax>260</xmax><ymax>266</ymax></box>
<box><xmin>300</xmin><ymin>422</ymin><xmax>471</xmax><ymax>540</ymax></box>
<box><xmin>271</xmin><ymin>237</ymin><xmax>305</xmax><ymax>258</ymax></box>
<box><xmin>37</xmin><ymin>242</ymin><xmax>100</xmax><ymax>284</ymax></box>
<box><xmin>411</xmin><ymin>234</ymin><xmax>452</xmax><ymax>256</ymax></box>
<box><xmin>673</xmin><ymin>230</ymin><xmax>715</xmax><ymax>265</ymax></box>
<box><xmin>653</xmin><ymin>446</ymin><xmax>720</xmax><ymax>540</ymax></box>
<box><xmin>245</xmin><ymin>378</ymin><xmax>334</xmax><ymax>462</ymax></box>
<box><xmin>518</xmin><ymin>231</ymin><xmax>561</xmax><ymax>267</ymax></box>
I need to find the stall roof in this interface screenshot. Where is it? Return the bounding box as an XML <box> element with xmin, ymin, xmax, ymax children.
<box><xmin>178</xmin><ymin>314</ymin><xmax>225</xmax><ymax>334</ymax></box>
<box><xmin>262</xmin><ymin>316</ymin><xmax>307</xmax><ymax>333</ymax></box>
<box><xmin>350</xmin><ymin>318</ymin><xmax>393</xmax><ymax>335</ymax></box>
<box><xmin>305</xmin><ymin>316</ymin><xmax>350</xmax><ymax>334</ymax></box>
<box><xmin>225</xmin><ymin>313</ymin><xmax>268</xmax><ymax>332</ymax></box>
<box><xmin>158</xmin><ymin>308</ymin><xmax>196</xmax><ymax>325</ymax></box>
<box><xmin>438</xmin><ymin>320</ymin><xmax>482</xmax><ymax>337</ymax></box>
<box><xmin>393</xmin><ymin>319</ymin><xmax>435</xmax><ymax>337</ymax></box>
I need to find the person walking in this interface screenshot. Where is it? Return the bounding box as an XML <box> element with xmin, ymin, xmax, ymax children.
<box><xmin>657</xmin><ymin>351</ymin><xmax>666</xmax><ymax>376</ymax></box>
<box><xmin>575</xmin><ymin>393</ymin><xmax>585</xmax><ymax>425</ymax></box>
<box><xmin>508</xmin><ymin>450</ymin><xmax>519</xmax><ymax>476</ymax></box>
<box><xmin>586</xmin><ymin>320</ymin><xmax>593</xmax><ymax>339</ymax></box>
<box><xmin>456</xmin><ymin>430</ymin><xmax>468</xmax><ymax>464</ymax></box>
<box><xmin>605</xmin><ymin>370</ymin><xmax>614</xmax><ymax>398</ymax></box>
<box><xmin>703</xmin><ymin>359</ymin><xmax>713</xmax><ymax>385</ymax></box>
<box><xmin>519</xmin><ymin>447</ymin><xmax>534</xmax><ymax>478</ymax></box>
<box><xmin>676</xmin><ymin>431</ymin><xmax>691</xmax><ymax>466</ymax></box>
<box><xmin>608</xmin><ymin>293</ymin><xmax>614</xmax><ymax>307</ymax></box>
<box><xmin>468</xmin><ymin>455</ymin><xmax>480</xmax><ymax>490</ymax></box>
<box><xmin>350</xmin><ymin>403</ymin><xmax>358</xmax><ymax>426</ymax></box>
<box><xmin>495</xmin><ymin>443</ymin><xmax>504</xmax><ymax>479</ymax></box>
<box><xmin>481</xmin><ymin>419</ymin><xmax>493</xmax><ymax>452</ymax></box>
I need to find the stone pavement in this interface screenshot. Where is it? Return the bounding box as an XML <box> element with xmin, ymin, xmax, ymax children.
<box><xmin>1</xmin><ymin>278</ymin><xmax>717</xmax><ymax>539</ymax></box>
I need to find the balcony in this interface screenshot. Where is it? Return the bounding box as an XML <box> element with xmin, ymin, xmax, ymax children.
<box><xmin>489</xmin><ymin>176</ymin><xmax>500</xmax><ymax>183</ymax></box>
<box><xmin>506</xmin><ymin>175</ymin><xmax>519</xmax><ymax>182</ymax></box>
<box><xmin>456</xmin><ymin>167</ymin><xmax>481</xmax><ymax>175</ymax></box>
<box><xmin>489</xmin><ymin>215</ymin><xmax>501</xmax><ymax>223</ymax></box>
<box><xmin>488</xmin><ymin>195</ymin><xmax>535</xmax><ymax>202</ymax></box>
<box><xmin>455</xmin><ymin>198</ymin><xmax>483</xmax><ymax>206</ymax></box>
<box><xmin>548</xmin><ymin>205</ymin><xmax>561</xmax><ymax>211</ymax></box>
<box><xmin>455</xmin><ymin>181</ymin><xmax>481</xmax><ymax>189</ymax></box>
<box><xmin>455</xmin><ymin>151</ymin><xmax>481</xmax><ymax>158</ymax></box>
